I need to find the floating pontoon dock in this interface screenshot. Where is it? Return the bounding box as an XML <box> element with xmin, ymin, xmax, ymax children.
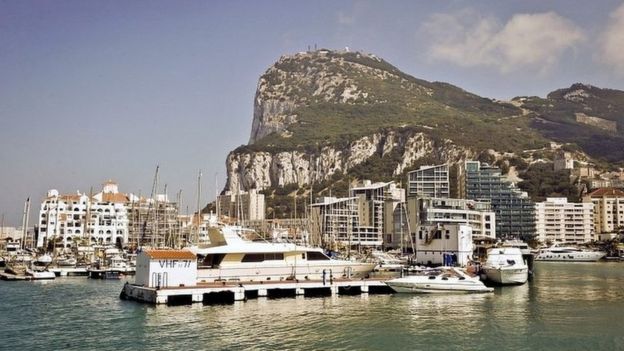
<box><xmin>120</xmin><ymin>278</ymin><xmax>394</xmax><ymax>305</ymax></box>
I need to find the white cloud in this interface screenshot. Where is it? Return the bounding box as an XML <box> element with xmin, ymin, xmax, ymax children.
<box><xmin>598</xmin><ymin>3</ymin><xmax>624</xmax><ymax>75</ymax></box>
<box><xmin>423</xmin><ymin>10</ymin><xmax>585</xmax><ymax>73</ymax></box>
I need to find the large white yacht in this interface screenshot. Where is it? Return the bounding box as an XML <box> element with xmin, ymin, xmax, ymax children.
<box><xmin>482</xmin><ymin>248</ymin><xmax>528</xmax><ymax>285</ymax></box>
<box><xmin>385</xmin><ymin>267</ymin><xmax>493</xmax><ymax>293</ymax></box>
<box><xmin>535</xmin><ymin>245</ymin><xmax>606</xmax><ymax>262</ymax></box>
<box><xmin>191</xmin><ymin>226</ymin><xmax>376</xmax><ymax>282</ymax></box>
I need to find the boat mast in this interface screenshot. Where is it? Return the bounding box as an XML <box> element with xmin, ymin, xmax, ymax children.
<box><xmin>176</xmin><ymin>189</ymin><xmax>182</xmax><ymax>248</ymax></box>
<box><xmin>400</xmin><ymin>202</ymin><xmax>404</xmax><ymax>255</ymax></box>
<box><xmin>21</xmin><ymin>197</ymin><xmax>30</xmax><ymax>250</ymax></box>
<box><xmin>83</xmin><ymin>187</ymin><xmax>93</xmax><ymax>247</ymax></box>
<box><xmin>149</xmin><ymin>165</ymin><xmax>159</xmax><ymax>248</ymax></box>
<box><xmin>196</xmin><ymin>170</ymin><xmax>202</xmax><ymax>244</ymax></box>
<box><xmin>163</xmin><ymin>183</ymin><xmax>168</xmax><ymax>248</ymax></box>
<box><xmin>214</xmin><ymin>173</ymin><xmax>219</xmax><ymax>222</ymax></box>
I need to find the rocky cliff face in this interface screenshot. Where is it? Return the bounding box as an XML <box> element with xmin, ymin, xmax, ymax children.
<box><xmin>225</xmin><ymin>50</ymin><xmax>624</xmax><ymax>194</ymax></box>
<box><xmin>227</xmin><ymin>49</ymin><xmax>532</xmax><ymax>193</ymax></box>
<box><xmin>248</xmin><ymin>50</ymin><xmax>388</xmax><ymax>144</ymax></box>
<box><xmin>227</xmin><ymin>129</ymin><xmax>474</xmax><ymax>191</ymax></box>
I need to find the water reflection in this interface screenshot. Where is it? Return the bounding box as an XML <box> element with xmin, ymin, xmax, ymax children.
<box><xmin>2</xmin><ymin>263</ymin><xmax>624</xmax><ymax>350</ymax></box>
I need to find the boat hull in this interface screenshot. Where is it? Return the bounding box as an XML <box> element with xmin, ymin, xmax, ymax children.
<box><xmin>26</xmin><ymin>270</ymin><xmax>56</xmax><ymax>280</ymax></box>
<box><xmin>386</xmin><ymin>280</ymin><xmax>493</xmax><ymax>293</ymax></box>
<box><xmin>535</xmin><ymin>252</ymin><xmax>606</xmax><ymax>262</ymax></box>
<box><xmin>386</xmin><ymin>271</ymin><xmax>494</xmax><ymax>294</ymax></box>
<box><xmin>483</xmin><ymin>266</ymin><xmax>528</xmax><ymax>285</ymax></box>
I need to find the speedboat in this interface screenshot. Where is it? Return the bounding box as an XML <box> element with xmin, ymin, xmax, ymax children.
<box><xmin>535</xmin><ymin>245</ymin><xmax>606</xmax><ymax>262</ymax></box>
<box><xmin>34</xmin><ymin>254</ymin><xmax>53</xmax><ymax>267</ymax></box>
<box><xmin>26</xmin><ymin>268</ymin><xmax>56</xmax><ymax>280</ymax></box>
<box><xmin>482</xmin><ymin>248</ymin><xmax>528</xmax><ymax>285</ymax></box>
<box><xmin>368</xmin><ymin>250</ymin><xmax>407</xmax><ymax>277</ymax></box>
<box><xmin>56</xmin><ymin>256</ymin><xmax>77</xmax><ymax>267</ymax></box>
<box><xmin>191</xmin><ymin>225</ymin><xmax>376</xmax><ymax>282</ymax></box>
<box><xmin>385</xmin><ymin>267</ymin><xmax>493</xmax><ymax>293</ymax></box>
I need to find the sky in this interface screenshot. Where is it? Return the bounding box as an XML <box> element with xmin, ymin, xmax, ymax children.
<box><xmin>2</xmin><ymin>0</ymin><xmax>624</xmax><ymax>226</ymax></box>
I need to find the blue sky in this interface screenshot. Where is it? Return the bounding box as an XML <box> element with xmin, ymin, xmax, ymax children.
<box><xmin>2</xmin><ymin>0</ymin><xmax>624</xmax><ymax>225</ymax></box>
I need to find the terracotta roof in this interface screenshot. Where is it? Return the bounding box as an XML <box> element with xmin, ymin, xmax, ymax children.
<box><xmin>101</xmin><ymin>192</ymin><xmax>130</xmax><ymax>203</ymax></box>
<box><xmin>587</xmin><ymin>187</ymin><xmax>624</xmax><ymax>197</ymax></box>
<box><xmin>59</xmin><ymin>194</ymin><xmax>82</xmax><ymax>201</ymax></box>
<box><xmin>143</xmin><ymin>250</ymin><xmax>196</xmax><ymax>260</ymax></box>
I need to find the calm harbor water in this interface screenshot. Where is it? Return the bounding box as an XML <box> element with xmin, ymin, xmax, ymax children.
<box><xmin>1</xmin><ymin>262</ymin><xmax>624</xmax><ymax>350</ymax></box>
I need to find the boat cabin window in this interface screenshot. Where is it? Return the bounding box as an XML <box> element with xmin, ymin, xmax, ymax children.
<box><xmin>241</xmin><ymin>253</ymin><xmax>284</xmax><ymax>262</ymax></box>
<box><xmin>306</xmin><ymin>251</ymin><xmax>330</xmax><ymax>260</ymax></box>
<box><xmin>199</xmin><ymin>254</ymin><xmax>226</xmax><ymax>267</ymax></box>
<box><xmin>265</xmin><ymin>253</ymin><xmax>284</xmax><ymax>261</ymax></box>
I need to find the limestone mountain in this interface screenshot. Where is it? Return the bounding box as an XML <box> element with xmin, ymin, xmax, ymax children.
<box><xmin>224</xmin><ymin>49</ymin><xmax>622</xmax><ymax>216</ymax></box>
<box><xmin>228</xmin><ymin>49</ymin><xmax>547</xmax><ymax>194</ymax></box>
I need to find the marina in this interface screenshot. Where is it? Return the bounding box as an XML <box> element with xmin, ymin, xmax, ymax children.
<box><xmin>2</xmin><ymin>262</ymin><xmax>624</xmax><ymax>350</ymax></box>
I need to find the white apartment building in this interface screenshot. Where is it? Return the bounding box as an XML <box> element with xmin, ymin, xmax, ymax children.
<box><xmin>535</xmin><ymin>197</ymin><xmax>594</xmax><ymax>244</ymax></box>
<box><xmin>37</xmin><ymin>181</ymin><xmax>133</xmax><ymax>248</ymax></box>
<box><xmin>391</xmin><ymin>197</ymin><xmax>495</xmax><ymax>251</ymax></box>
<box><xmin>310</xmin><ymin>181</ymin><xmax>405</xmax><ymax>248</ymax></box>
<box><xmin>178</xmin><ymin>212</ymin><xmax>218</xmax><ymax>244</ymax></box>
<box><xmin>582</xmin><ymin>188</ymin><xmax>624</xmax><ymax>235</ymax></box>
<box><xmin>217</xmin><ymin>189</ymin><xmax>265</xmax><ymax>221</ymax></box>
<box><xmin>407</xmin><ymin>164</ymin><xmax>450</xmax><ymax>198</ymax></box>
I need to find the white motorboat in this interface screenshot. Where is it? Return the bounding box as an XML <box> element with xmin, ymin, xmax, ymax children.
<box><xmin>385</xmin><ymin>267</ymin><xmax>494</xmax><ymax>293</ymax></box>
<box><xmin>191</xmin><ymin>226</ymin><xmax>376</xmax><ymax>282</ymax></box>
<box><xmin>34</xmin><ymin>254</ymin><xmax>53</xmax><ymax>266</ymax></box>
<box><xmin>482</xmin><ymin>248</ymin><xmax>528</xmax><ymax>285</ymax></box>
<box><xmin>369</xmin><ymin>250</ymin><xmax>407</xmax><ymax>276</ymax></box>
<box><xmin>535</xmin><ymin>245</ymin><xmax>606</xmax><ymax>262</ymax></box>
<box><xmin>26</xmin><ymin>268</ymin><xmax>56</xmax><ymax>280</ymax></box>
<box><xmin>500</xmin><ymin>240</ymin><xmax>532</xmax><ymax>256</ymax></box>
<box><xmin>56</xmin><ymin>256</ymin><xmax>77</xmax><ymax>267</ymax></box>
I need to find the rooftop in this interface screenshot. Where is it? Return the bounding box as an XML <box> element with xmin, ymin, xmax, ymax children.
<box><xmin>143</xmin><ymin>250</ymin><xmax>196</xmax><ymax>260</ymax></box>
<box><xmin>586</xmin><ymin>187</ymin><xmax>624</xmax><ymax>197</ymax></box>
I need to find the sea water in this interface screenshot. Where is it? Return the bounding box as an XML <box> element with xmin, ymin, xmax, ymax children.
<box><xmin>1</xmin><ymin>262</ymin><xmax>623</xmax><ymax>350</ymax></box>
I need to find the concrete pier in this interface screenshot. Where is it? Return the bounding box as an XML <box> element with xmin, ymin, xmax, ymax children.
<box><xmin>120</xmin><ymin>278</ymin><xmax>394</xmax><ymax>305</ymax></box>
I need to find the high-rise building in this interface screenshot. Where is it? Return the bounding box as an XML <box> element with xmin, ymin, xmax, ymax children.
<box><xmin>464</xmin><ymin>161</ymin><xmax>535</xmax><ymax>239</ymax></box>
<box><xmin>127</xmin><ymin>193</ymin><xmax>180</xmax><ymax>248</ymax></box>
<box><xmin>535</xmin><ymin>197</ymin><xmax>594</xmax><ymax>244</ymax></box>
<box><xmin>407</xmin><ymin>164</ymin><xmax>450</xmax><ymax>198</ymax></box>
<box><xmin>217</xmin><ymin>189</ymin><xmax>265</xmax><ymax>222</ymax></box>
<box><xmin>309</xmin><ymin>181</ymin><xmax>404</xmax><ymax>247</ymax></box>
<box><xmin>310</xmin><ymin>196</ymin><xmax>359</xmax><ymax>247</ymax></box>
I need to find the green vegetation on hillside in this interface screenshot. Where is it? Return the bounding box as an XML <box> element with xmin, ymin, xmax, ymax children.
<box><xmin>518</xmin><ymin>163</ymin><xmax>580</xmax><ymax>202</ymax></box>
<box><xmin>246</xmin><ymin>50</ymin><xmax>549</xmax><ymax>155</ymax></box>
